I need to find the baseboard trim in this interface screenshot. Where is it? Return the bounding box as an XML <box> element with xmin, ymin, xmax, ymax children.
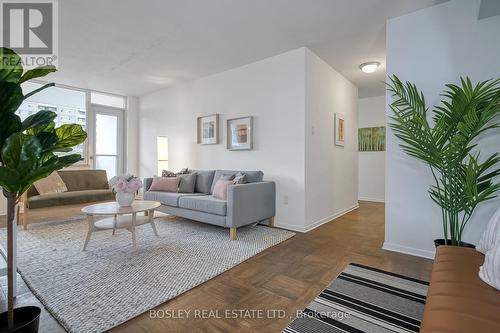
<box><xmin>358</xmin><ymin>197</ymin><xmax>385</xmax><ymax>203</ymax></box>
<box><xmin>303</xmin><ymin>204</ymin><xmax>360</xmax><ymax>232</ymax></box>
<box><xmin>274</xmin><ymin>222</ymin><xmax>306</xmax><ymax>233</ymax></box>
<box><xmin>382</xmin><ymin>242</ymin><xmax>435</xmax><ymax>259</ymax></box>
<box><xmin>275</xmin><ymin>204</ymin><xmax>360</xmax><ymax>233</ymax></box>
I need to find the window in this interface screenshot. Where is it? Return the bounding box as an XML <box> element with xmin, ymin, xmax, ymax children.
<box><xmin>157</xmin><ymin>137</ymin><xmax>168</xmax><ymax>176</ymax></box>
<box><xmin>90</xmin><ymin>91</ymin><xmax>126</xmax><ymax>109</ymax></box>
<box><xmin>18</xmin><ymin>82</ymin><xmax>87</xmax><ymax>161</ymax></box>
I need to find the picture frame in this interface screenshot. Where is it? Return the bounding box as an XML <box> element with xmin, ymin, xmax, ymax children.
<box><xmin>227</xmin><ymin>116</ymin><xmax>253</xmax><ymax>150</ymax></box>
<box><xmin>334</xmin><ymin>113</ymin><xmax>345</xmax><ymax>147</ymax></box>
<box><xmin>197</xmin><ymin>114</ymin><xmax>219</xmax><ymax>145</ymax></box>
<box><xmin>358</xmin><ymin>126</ymin><xmax>386</xmax><ymax>152</ymax></box>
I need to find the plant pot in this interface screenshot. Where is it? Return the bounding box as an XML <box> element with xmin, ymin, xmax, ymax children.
<box><xmin>116</xmin><ymin>192</ymin><xmax>134</xmax><ymax>207</ymax></box>
<box><xmin>434</xmin><ymin>239</ymin><xmax>476</xmax><ymax>248</ymax></box>
<box><xmin>0</xmin><ymin>306</ymin><xmax>41</xmax><ymax>333</ymax></box>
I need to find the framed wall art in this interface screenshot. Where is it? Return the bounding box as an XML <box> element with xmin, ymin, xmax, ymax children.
<box><xmin>197</xmin><ymin>114</ymin><xmax>219</xmax><ymax>145</ymax></box>
<box><xmin>227</xmin><ymin>116</ymin><xmax>253</xmax><ymax>150</ymax></box>
<box><xmin>334</xmin><ymin>113</ymin><xmax>345</xmax><ymax>146</ymax></box>
<box><xmin>358</xmin><ymin>126</ymin><xmax>386</xmax><ymax>152</ymax></box>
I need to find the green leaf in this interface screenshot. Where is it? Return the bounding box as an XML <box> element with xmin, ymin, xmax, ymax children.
<box><xmin>0</xmin><ymin>113</ymin><xmax>22</xmax><ymax>160</ymax></box>
<box><xmin>0</xmin><ymin>167</ymin><xmax>20</xmax><ymax>194</ymax></box>
<box><xmin>19</xmin><ymin>65</ymin><xmax>57</xmax><ymax>83</ymax></box>
<box><xmin>0</xmin><ymin>81</ymin><xmax>24</xmax><ymax>114</ymax></box>
<box><xmin>55</xmin><ymin>124</ymin><xmax>87</xmax><ymax>149</ymax></box>
<box><xmin>57</xmin><ymin>154</ymin><xmax>83</xmax><ymax>167</ymax></box>
<box><xmin>0</xmin><ymin>48</ymin><xmax>23</xmax><ymax>83</ymax></box>
<box><xmin>36</xmin><ymin>132</ymin><xmax>59</xmax><ymax>152</ymax></box>
<box><xmin>26</xmin><ymin>121</ymin><xmax>55</xmax><ymax>136</ymax></box>
<box><xmin>1</xmin><ymin>134</ymin><xmax>42</xmax><ymax>173</ymax></box>
<box><xmin>21</xmin><ymin>110</ymin><xmax>57</xmax><ymax>131</ymax></box>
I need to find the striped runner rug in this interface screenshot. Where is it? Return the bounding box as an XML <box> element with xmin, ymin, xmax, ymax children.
<box><xmin>283</xmin><ymin>263</ymin><xmax>429</xmax><ymax>333</ymax></box>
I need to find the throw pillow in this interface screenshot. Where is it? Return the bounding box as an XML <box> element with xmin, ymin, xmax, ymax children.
<box><xmin>161</xmin><ymin>170</ymin><xmax>176</xmax><ymax>177</ymax></box>
<box><xmin>233</xmin><ymin>172</ymin><xmax>247</xmax><ymax>184</ymax></box>
<box><xmin>178</xmin><ymin>173</ymin><xmax>197</xmax><ymax>193</ymax></box>
<box><xmin>212</xmin><ymin>180</ymin><xmax>233</xmax><ymax>200</ymax></box>
<box><xmin>479</xmin><ymin>238</ymin><xmax>500</xmax><ymax>291</ymax></box>
<box><xmin>477</xmin><ymin>207</ymin><xmax>500</xmax><ymax>254</ymax></box>
<box><xmin>33</xmin><ymin>172</ymin><xmax>68</xmax><ymax>195</ymax></box>
<box><xmin>194</xmin><ymin>170</ymin><xmax>216</xmax><ymax>193</ymax></box>
<box><xmin>149</xmin><ymin>176</ymin><xmax>180</xmax><ymax>192</ymax></box>
<box><xmin>177</xmin><ymin>168</ymin><xmax>191</xmax><ymax>175</ymax></box>
<box><xmin>219</xmin><ymin>174</ymin><xmax>235</xmax><ymax>181</ymax></box>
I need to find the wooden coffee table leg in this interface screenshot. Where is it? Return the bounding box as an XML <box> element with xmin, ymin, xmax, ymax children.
<box><xmin>83</xmin><ymin>214</ymin><xmax>94</xmax><ymax>251</ymax></box>
<box><xmin>149</xmin><ymin>210</ymin><xmax>158</xmax><ymax>236</ymax></box>
<box><xmin>131</xmin><ymin>213</ymin><xmax>137</xmax><ymax>249</ymax></box>
<box><xmin>112</xmin><ymin>214</ymin><xmax>117</xmax><ymax>235</ymax></box>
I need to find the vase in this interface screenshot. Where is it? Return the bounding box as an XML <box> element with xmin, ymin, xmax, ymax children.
<box><xmin>0</xmin><ymin>306</ymin><xmax>41</xmax><ymax>332</ymax></box>
<box><xmin>434</xmin><ymin>239</ymin><xmax>475</xmax><ymax>248</ymax></box>
<box><xmin>116</xmin><ymin>192</ymin><xmax>134</xmax><ymax>207</ymax></box>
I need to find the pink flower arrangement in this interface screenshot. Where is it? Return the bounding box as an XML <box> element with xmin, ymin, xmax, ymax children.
<box><xmin>109</xmin><ymin>174</ymin><xmax>143</xmax><ymax>194</ymax></box>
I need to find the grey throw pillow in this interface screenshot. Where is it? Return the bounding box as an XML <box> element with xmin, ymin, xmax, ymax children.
<box><xmin>194</xmin><ymin>170</ymin><xmax>216</xmax><ymax>193</ymax></box>
<box><xmin>178</xmin><ymin>173</ymin><xmax>197</xmax><ymax>193</ymax></box>
<box><xmin>233</xmin><ymin>172</ymin><xmax>247</xmax><ymax>184</ymax></box>
<box><xmin>219</xmin><ymin>174</ymin><xmax>235</xmax><ymax>181</ymax></box>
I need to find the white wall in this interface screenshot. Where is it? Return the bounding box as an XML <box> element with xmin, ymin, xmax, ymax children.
<box><xmin>385</xmin><ymin>0</ymin><xmax>500</xmax><ymax>258</ymax></box>
<box><xmin>305</xmin><ymin>49</ymin><xmax>359</xmax><ymax>230</ymax></box>
<box><xmin>358</xmin><ymin>96</ymin><xmax>385</xmax><ymax>202</ymax></box>
<box><xmin>139</xmin><ymin>48</ymin><xmax>307</xmax><ymax>230</ymax></box>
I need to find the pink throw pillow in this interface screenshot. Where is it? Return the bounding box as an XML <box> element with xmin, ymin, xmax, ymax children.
<box><xmin>212</xmin><ymin>180</ymin><xmax>233</xmax><ymax>200</ymax></box>
<box><xmin>149</xmin><ymin>176</ymin><xmax>180</xmax><ymax>192</ymax></box>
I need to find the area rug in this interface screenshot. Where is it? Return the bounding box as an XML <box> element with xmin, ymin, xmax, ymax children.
<box><xmin>0</xmin><ymin>216</ymin><xmax>294</xmax><ymax>333</ymax></box>
<box><xmin>283</xmin><ymin>263</ymin><xmax>429</xmax><ymax>333</ymax></box>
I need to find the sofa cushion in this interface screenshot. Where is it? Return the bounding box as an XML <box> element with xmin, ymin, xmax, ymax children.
<box><xmin>179</xmin><ymin>195</ymin><xmax>227</xmax><ymax>216</ymax></box>
<box><xmin>144</xmin><ymin>191</ymin><xmax>203</xmax><ymax>207</ymax></box>
<box><xmin>178</xmin><ymin>173</ymin><xmax>197</xmax><ymax>193</ymax></box>
<box><xmin>211</xmin><ymin>170</ymin><xmax>263</xmax><ymax>193</ymax></box>
<box><xmin>58</xmin><ymin>170</ymin><xmax>110</xmax><ymax>191</ymax></box>
<box><xmin>28</xmin><ymin>189</ymin><xmax>114</xmax><ymax>209</ymax></box>
<box><xmin>192</xmin><ymin>170</ymin><xmax>215</xmax><ymax>194</ymax></box>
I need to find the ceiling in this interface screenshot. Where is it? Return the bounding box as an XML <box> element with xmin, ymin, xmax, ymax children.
<box><xmin>53</xmin><ymin>0</ymin><xmax>442</xmax><ymax>97</ymax></box>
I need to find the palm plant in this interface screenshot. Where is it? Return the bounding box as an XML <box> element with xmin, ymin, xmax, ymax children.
<box><xmin>0</xmin><ymin>47</ymin><xmax>87</xmax><ymax>329</ymax></box>
<box><xmin>387</xmin><ymin>75</ymin><xmax>500</xmax><ymax>246</ymax></box>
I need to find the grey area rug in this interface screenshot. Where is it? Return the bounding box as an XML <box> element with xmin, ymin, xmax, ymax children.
<box><xmin>283</xmin><ymin>263</ymin><xmax>429</xmax><ymax>333</ymax></box>
<box><xmin>0</xmin><ymin>216</ymin><xmax>294</xmax><ymax>333</ymax></box>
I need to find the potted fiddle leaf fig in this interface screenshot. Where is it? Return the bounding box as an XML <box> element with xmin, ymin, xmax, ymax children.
<box><xmin>387</xmin><ymin>75</ymin><xmax>500</xmax><ymax>247</ymax></box>
<box><xmin>0</xmin><ymin>47</ymin><xmax>87</xmax><ymax>332</ymax></box>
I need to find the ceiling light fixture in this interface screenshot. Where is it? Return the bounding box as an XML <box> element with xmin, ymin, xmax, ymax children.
<box><xmin>359</xmin><ymin>61</ymin><xmax>380</xmax><ymax>74</ymax></box>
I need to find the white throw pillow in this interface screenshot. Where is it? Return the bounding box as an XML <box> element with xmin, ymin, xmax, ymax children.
<box><xmin>476</xmin><ymin>206</ymin><xmax>500</xmax><ymax>254</ymax></box>
<box><xmin>479</xmin><ymin>239</ymin><xmax>500</xmax><ymax>291</ymax></box>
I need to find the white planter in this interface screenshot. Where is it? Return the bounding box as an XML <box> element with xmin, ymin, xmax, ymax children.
<box><xmin>116</xmin><ymin>192</ymin><xmax>135</xmax><ymax>207</ymax></box>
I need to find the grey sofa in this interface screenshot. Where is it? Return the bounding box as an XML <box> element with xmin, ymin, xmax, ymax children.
<box><xmin>143</xmin><ymin>170</ymin><xmax>275</xmax><ymax>240</ymax></box>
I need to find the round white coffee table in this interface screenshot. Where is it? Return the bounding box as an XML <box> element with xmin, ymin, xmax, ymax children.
<box><xmin>81</xmin><ymin>200</ymin><xmax>161</xmax><ymax>250</ymax></box>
